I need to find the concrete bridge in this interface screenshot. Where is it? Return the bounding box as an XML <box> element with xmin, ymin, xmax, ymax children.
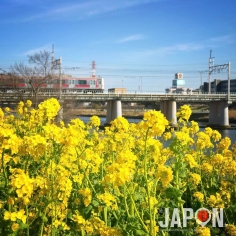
<box><xmin>1</xmin><ymin>91</ymin><xmax>235</xmax><ymax>127</ymax></box>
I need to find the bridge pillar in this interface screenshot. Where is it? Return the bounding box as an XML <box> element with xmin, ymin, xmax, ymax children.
<box><xmin>208</xmin><ymin>101</ymin><xmax>230</xmax><ymax>127</ymax></box>
<box><xmin>160</xmin><ymin>100</ymin><xmax>177</xmax><ymax>126</ymax></box>
<box><xmin>106</xmin><ymin>100</ymin><xmax>122</xmax><ymax>124</ymax></box>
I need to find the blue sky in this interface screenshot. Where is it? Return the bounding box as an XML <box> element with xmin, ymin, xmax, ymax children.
<box><xmin>0</xmin><ymin>0</ymin><xmax>235</xmax><ymax>91</ymax></box>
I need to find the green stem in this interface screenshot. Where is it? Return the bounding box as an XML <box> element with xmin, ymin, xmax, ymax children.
<box><xmin>26</xmin><ymin>205</ymin><xmax>30</xmax><ymax>236</ymax></box>
<box><xmin>1</xmin><ymin>152</ymin><xmax>11</xmax><ymax>211</ymax></box>
<box><xmin>50</xmin><ymin>161</ymin><xmax>55</xmax><ymax>236</ymax></box>
<box><xmin>85</xmin><ymin>174</ymin><xmax>98</xmax><ymax>197</ymax></box>
<box><xmin>103</xmin><ymin>206</ymin><xmax>108</xmax><ymax>225</ymax></box>
<box><xmin>161</xmin><ymin>231</ymin><xmax>166</xmax><ymax>236</ymax></box>
<box><xmin>130</xmin><ymin>195</ymin><xmax>135</xmax><ymax>217</ymax></box>
<box><xmin>144</xmin><ymin>128</ymin><xmax>154</xmax><ymax>235</ymax></box>
<box><xmin>125</xmin><ymin>185</ymin><xmax>149</xmax><ymax>233</ymax></box>
<box><xmin>123</xmin><ymin>187</ymin><xmax>131</xmax><ymax>217</ymax></box>
<box><xmin>81</xmin><ymin>229</ymin><xmax>85</xmax><ymax>236</ymax></box>
<box><xmin>1</xmin><ymin>152</ymin><xmax>8</xmax><ymax>188</ymax></box>
<box><xmin>39</xmin><ymin>222</ymin><xmax>44</xmax><ymax>236</ymax></box>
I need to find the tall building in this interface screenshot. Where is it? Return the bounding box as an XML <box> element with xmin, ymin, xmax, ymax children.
<box><xmin>166</xmin><ymin>73</ymin><xmax>192</xmax><ymax>94</ymax></box>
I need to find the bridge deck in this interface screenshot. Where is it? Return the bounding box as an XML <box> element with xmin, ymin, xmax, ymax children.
<box><xmin>0</xmin><ymin>91</ymin><xmax>235</xmax><ymax>103</ymax></box>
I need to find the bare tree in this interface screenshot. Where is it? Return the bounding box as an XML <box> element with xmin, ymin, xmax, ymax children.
<box><xmin>10</xmin><ymin>50</ymin><xmax>59</xmax><ymax>107</ymax></box>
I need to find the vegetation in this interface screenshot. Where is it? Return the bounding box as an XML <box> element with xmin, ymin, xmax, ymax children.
<box><xmin>0</xmin><ymin>99</ymin><xmax>236</xmax><ymax>235</ymax></box>
<box><xmin>6</xmin><ymin>51</ymin><xmax>59</xmax><ymax>107</ymax></box>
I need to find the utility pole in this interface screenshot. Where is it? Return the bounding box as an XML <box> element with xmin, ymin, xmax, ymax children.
<box><xmin>208</xmin><ymin>50</ymin><xmax>214</xmax><ymax>94</ymax></box>
<box><xmin>199</xmin><ymin>70</ymin><xmax>208</xmax><ymax>92</ymax></box>
<box><xmin>228</xmin><ymin>62</ymin><xmax>230</xmax><ymax>100</ymax></box>
<box><xmin>51</xmin><ymin>44</ymin><xmax>54</xmax><ymax>71</ymax></box>
<box><xmin>140</xmin><ymin>77</ymin><xmax>142</xmax><ymax>92</ymax></box>
<box><xmin>51</xmin><ymin>53</ymin><xmax>63</xmax><ymax>121</ymax></box>
<box><xmin>200</xmin><ymin>71</ymin><xmax>202</xmax><ymax>92</ymax></box>
<box><xmin>201</xmin><ymin>51</ymin><xmax>230</xmax><ymax>99</ymax></box>
<box><xmin>58</xmin><ymin>57</ymin><xmax>63</xmax><ymax>121</ymax></box>
<box><xmin>122</xmin><ymin>79</ymin><xmax>123</xmax><ymax>93</ymax></box>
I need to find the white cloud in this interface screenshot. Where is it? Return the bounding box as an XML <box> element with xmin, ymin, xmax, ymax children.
<box><xmin>128</xmin><ymin>35</ymin><xmax>234</xmax><ymax>58</ymax></box>
<box><xmin>133</xmin><ymin>43</ymin><xmax>203</xmax><ymax>58</ymax></box>
<box><xmin>22</xmin><ymin>44</ymin><xmax>53</xmax><ymax>56</ymax></box>
<box><xmin>18</xmin><ymin>0</ymin><xmax>164</xmax><ymax>22</ymax></box>
<box><xmin>117</xmin><ymin>34</ymin><xmax>145</xmax><ymax>43</ymax></box>
<box><xmin>204</xmin><ymin>35</ymin><xmax>234</xmax><ymax>46</ymax></box>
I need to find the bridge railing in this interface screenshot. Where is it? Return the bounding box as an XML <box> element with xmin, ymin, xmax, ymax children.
<box><xmin>1</xmin><ymin>89</ymin><xmax>236</xmax><ymax>103</ymax></box>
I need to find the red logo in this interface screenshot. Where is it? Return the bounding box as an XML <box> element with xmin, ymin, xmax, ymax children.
<box><xmin>197</xmin><ymin>209</ymin><xmax>209</xmax><ymax>222</ymax></box>
<box><xmin>195</xmin><ymin>208</ymin><xmax>211</xmax><ymax>226</ymax></box>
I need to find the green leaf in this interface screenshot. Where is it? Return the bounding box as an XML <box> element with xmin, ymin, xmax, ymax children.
<box><xmin>84</xmin><ymin>204</ymin><xmax>93</xmax><ymax>214</ymax></box>
<box><xmin>135</xmin><ymin>229</ymin><xmax>148</xmax><ymax>236</ymax></box>
<box><xmin>165</xmin><ymin>187</ymin><xmax>182</xmax><ymax>199</ymax></box>
<box><xmin>92</xmin><ymin>199</ymin><xmax>100</xmax><ymax>207</ymax></box>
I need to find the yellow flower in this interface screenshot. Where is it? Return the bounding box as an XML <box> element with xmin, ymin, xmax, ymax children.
<box><xmin>189</xmin><ymin>173</ymin><xmax>201</xmax><ymax>186</ymax></box>
<box><xmin>211</xmin><ymin>154</ymin><xmax>224</xmax><ymax>166</ymax></box>
<box><xmin>217</xmin><ymin>137</ymin><xmax>231</xmax><ymax>150</ymax></box>
<box><xmin>201</xmin><ymin>163</ymin><xmax>213</xmax><ymax>174</ymax></box>
<box><xmin>226</xmin><ymin>224</ymin><xmax>236</xmax><ymax>236</ymax></box>
<box><xmin>10</xmin><ymin>212</ymin><xmax>17</xmax><ymax>221</ymax></box>
<box><xmin>145</xmin><ymin>196</ymin><xmax>158</xmax><ymax>209</ymax></box>
<box><xmin>176</xmin><ymin>105</ymin><xmax>192</xmax><ymax>121</ymax></box>
<box><xmin>7</xmin><ymin>197</ymin><xmax>14</xmax><ymax>205</ymax></box>
<box><xmin>189</xmin><ymin>121</ymin><xmax>199</xmax><ymax>135</ymax></box>
<box><xmin>175</xmin><ymin>131</ymin><xmax>194</xmax><ymax>146</ymax></box>
<box><xmin>72</xmin><ymin>213</ymin><xmax>86</xmax><ymax>225</ymax></box>
<box><xmin>184</xmin><ymin>154</ymin><xmax>199</xmax><ymax>168</ymax></box>
<box><xmin>156</xmin><ymin>165</ymin><xmax>173</xmax><ymax>187</ymax></box>
<box><xmin>196</xmin><ymin>132</ymin><xmax>213</xmax><ymax>149</ymax></box>
<box><xmin>98</xmin><ymin>192</ymin><xmax>116</xmax><ymax>207</ymax></box>
<box><xmin>4</xmin><ymin>107</ymin><xmax>10</xmax><ymax>113</ymax></box>
<box><xmin>142</xmin><ymin>110</ymin><xmax>169</xmax><ymax>137</ymax></box>
<box><xmin>26</xmin><ymin>100</ymin><xmax>32</xmax><ymax>107</ymax></box>
<box><xmin>16</xmin><ymin>209</ymin><xmax>27</xmax><ymax>223</ymax></box>
<box><xmin>11</xmin><ymin>223</ymin><xmax>19</xmax><ymax>232</ymax></box>
<box><xmin>204</xmin><ymin>127</ymin><xmax>213</xmax><ymax>137</ymax></box>
<box><xmin>78</xmin><ymin>188</ymin><xmax>92</xmax><ymax>207</ymax></box>
<box><xmin>162</xmin><ymin>132</ymin><xmax>172</xmax><ymax>140</ymax></box>
<box><xmin>211</xmin><ymin>130</ymin><xmax>221</xmax><ymax>142</ymax></box>
<box><xmin>90</xmin><ymin>116</ymin><xmax>100</xmax><ymax>127</ymax></box>
<box><xmin>38</xmin><ymin>98</ymin><xmax>60</xmax><ymax>120</ymax></box>
<box><xmin>207</xmin><ymin>193</ymin><xmax>224</xmax><ymax>208</ymax></box>
<box><xmin>0</xmin><ymin>108</ymin><xmax>4</xmax><ymax>119</ymax></box>
<box><xmin>195</xmin><ymin>227</ymin><xmax>210</xmax><ymax>236</ymax></box>
<box><xmin>193</xmin><ymin>192</ymin><xmax>204</xmax><ymax>202</ymax></box>
<box><xmin>4</xmin><ymin>211</ymin><xmax>11</xmax><ymax>221</ymax></box>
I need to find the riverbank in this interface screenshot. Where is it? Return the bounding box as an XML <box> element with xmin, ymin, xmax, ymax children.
<box><xmin>68</xmin><ymin>108</ymin><xmax>236</xmax><ymax>119</ymax></box>
<box><xmin>64</xmin><ymin>108</ymin><xmax>236</xmax><ymax>129</ymax></box>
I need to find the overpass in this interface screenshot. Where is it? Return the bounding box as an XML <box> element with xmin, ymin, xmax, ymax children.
<box><xmin>1</xmin><ymin>90</ymin><xmax>235</xmax><ymax>127</ymax></box>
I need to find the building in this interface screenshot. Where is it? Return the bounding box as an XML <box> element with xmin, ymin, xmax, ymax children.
<box><xmin>108</xmin><ymin>88</ymin><xmax>127</xmax><ymax>94</ymax></box>
<box><xmin>165</xmin><ymin>73</ymin><xmax>193</xmax><ymax>94</ymax></box>
<box><xmin>203</xmin><ymin>78</ymin><xmax>236</xmax><ymax>93</ymax></box>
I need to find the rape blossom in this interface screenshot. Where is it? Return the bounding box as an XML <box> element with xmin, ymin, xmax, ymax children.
<box><xmin>0</xmin><ymin>100</ymin><xmax>235</xmax><ymax>236</ymax></box>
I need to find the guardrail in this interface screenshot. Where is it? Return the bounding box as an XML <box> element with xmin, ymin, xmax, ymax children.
<box><xmin>2</xmin><ymin>88</ymin><xmax>236</xmax><ymax>95</ymax></box>
<box><xmin>1</xmin><ymin>91</ymin><xmax>236</xmax><ymax>103</ymax></box>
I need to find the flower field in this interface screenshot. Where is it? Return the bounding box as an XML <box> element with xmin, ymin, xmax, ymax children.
<box><xmin>0</xmin><ymin>98</ymin><xmax>236</xmax><ymax>236</ymax></box>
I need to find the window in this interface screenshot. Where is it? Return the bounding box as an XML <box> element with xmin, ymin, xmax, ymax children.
<box><xmin>62</xmin><ymin>80</ymin><xmax>68</xmax><ymax>84</ymax></box>
<box><xmin>78</xmin><ymin>80</ymin><xmax>87</xmax><ymax>85</ymax></box>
